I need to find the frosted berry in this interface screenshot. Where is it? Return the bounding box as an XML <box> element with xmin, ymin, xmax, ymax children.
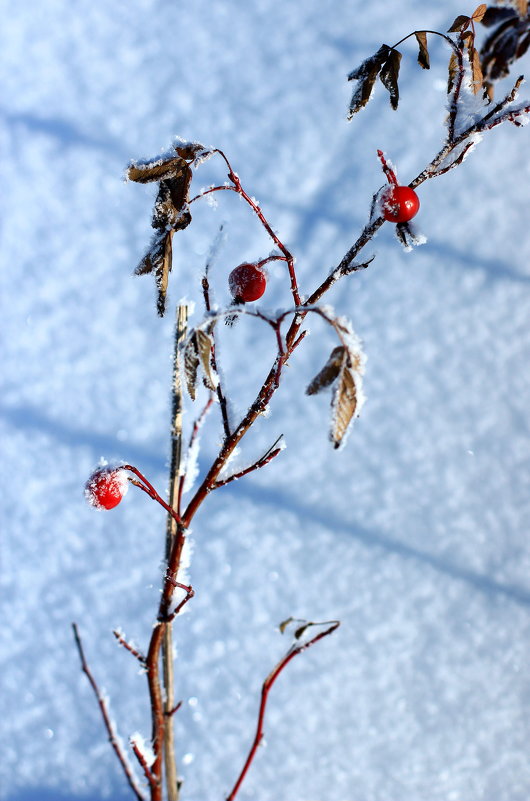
<box><xmin>380</xmin><ymin>185</ymin><xmax>420</xmax><ymax>223</ymax></box>
<box><xmin>229</xmin><ymin>262</ymin><xmax>267</xmax><ymax>303</ymax></box>
<box><xmin>85</xmin><ymin>467</ymin><xmax>128</xmax><ymax>510</ymax></box>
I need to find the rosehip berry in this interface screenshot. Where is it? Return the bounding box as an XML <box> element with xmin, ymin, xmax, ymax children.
<box><xmin>85</xmin><ymin>467</ymin><xmax>128</xmax><ymax>510</ymax></box>
<box><xmin>228</xmin><ymin>262</ymin><xmax>267</xmax><ymax>303</ymax></box>
<box><xmin>380</xmin><ymin>185</ymin><xmax>420</xmax><ymax>223</ymax></box>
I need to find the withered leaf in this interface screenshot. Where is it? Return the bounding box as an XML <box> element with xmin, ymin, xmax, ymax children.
<box><xmin>279</xmin><ymin>617</ymin><xmax>294</xmax><ymax>634</ymax></box>
<box><xmin>184</xmin><ymin>332</ymin><xmax>200</xmax><ymax>401</ymax></box>
<box><xmin>481</xmin><ymin>23</ymin><xmax>520</xmax><ymax>81</ymax></box>
<box><xmin>196</xmin><ymin>329</ymin><xmax>217</xmax><ymax>392</ymax></box>
<box><xmin>379</xmin><ymin>48</ymin><xmax>402</xmax><ymax>109</ymax></box>
<box><xmin>471</xmin><ymin>4</ymin><xmax>488</xmax><ymax>23</ymax></box>
<box><xmin>127</xmin><ymin>156</ymin><xmax>188</xmax><ymax>184</ymax></box>
<box><xmin>448</xmin><ymin>14</ymin><xmax>471</xmax><ymax>33</ymax></box>
<box><xmin>135</xmin><ymin>231</ymin><xmax>173</xmax><ymax>316</ymax></box>
<box><xmin>481</xmin><ymin>6</ymin><xmax>517</xmax><ymax>27</ymax></box>
<box><xmin>447</xmin><ymin>50</ymin><xmax>459</xmax><ymax>93</ymax></box>
<box><xmin>174</xmin><ymin>141</ymin><xmax>209</xmax><ymax>160</ymax></box>
<box><xmin>347</xmin><ymin>45</ymin><xmax>391</xmax><ymax>117</ymax></box>
<box><xmin>294</xmin><ymin>623</ymin><xmax>311</xmax><ymax>640</ymax></box>
<box><xmin>415</xmin><ymin>31</ymin><xmax>430</xmax><ymax>69</ymax></box>
<box><xmin>470</xmin><ymin>46</ymin><xmax>484</xmax><ymax>93</ymax></box>
<box><xmin>306</xmin><ymin>346</ymin><xmax>345</xmax><ymax>395</ymax></box>
<box><xmin>152</xmin><ymin>171</ymin><xmax>193</xmax><ymax>231</ymax></box>
<box><xmin>330</xmin><ymin>360</ymin><xmax>358</xmax><ymax>450</ymax></box>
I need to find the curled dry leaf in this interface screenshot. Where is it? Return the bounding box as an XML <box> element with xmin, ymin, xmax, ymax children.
<box><xmin>379</xmin><ymin>48</ymin><xmax>402</xmax><ymax>110</ymax></box>
<box><xmin>415</xmin><ymin>31</ymin><xmax>430</xmax><ymax>69</ymax></box>
<box><xmin>135</xmin><ymin>231</ymin><xmax>173</xmax><ymax>317</ymax></box>
<box><xmin>448</xmin><ymin>14</ymin><xmax>472</xmax><ymax>33</ymax></box>
<box><xmin>347</xmin><ymin>44</ymin><xmax>391</xmax><ymax>117</ymax></box>
<box><xmin>330</xmin><ymin>356</ymin><xmax>359</xmax><ymax>449</ymax></box>
<box><xmin>196</xmin><ymin>329</ymin><xmax>218</xmax><ymax>392</ymax></box>
<box><xmin>306</xmin><ymin>346</ymin><xmax>345</xmax><ymax>395</ymax></box>
<box><xmin>127</xmin><ymin>156</ymin><xmax>189</xmax><ymax>184</ymax></box>
<box><xmin>471</xmin><ymin>4</ymin><xmax>488</xmax><ymax>23</ymax></box>
<box><xmin>184</xmin><ymin>329</ymin><xmax>218</xmax><ymax>400</ymax></box>
<box><xmin>307</xmin><ymin>337</ymin><xmax>365</xmax><ymax>449</ymax></box>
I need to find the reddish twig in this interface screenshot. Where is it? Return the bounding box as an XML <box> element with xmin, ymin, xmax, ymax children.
<box><xmin>192</xmin><ymin>149</ymin><xmax>301</xmax><ymax>306</ymax></box>
<box><xmin>130</xmin><ymin>737</ymin><xmax>158</xmax><ymax>792</ymax></box>
<box><xmin>113</xmin><ymin>629</ymin><xmax>146</xmax><ymax>665</ymax></box>
<box><xmin>226</xmin><ymin>620</ymin><xmax>340</xmax><ymax>801</ymax></box>
<box><xmin>72</xmin><ymin>623</ymin><xmax>147</xmax><ymax>801</ymax></box>
<box><xmin>178</xmin><ymin>394</ymin><xmax>215</xmax><ymax>511</ymax></box>
<box><xmin>124</xmin><ymin>466</ymin><xmax>185</xmax><ymax>528</ymax></box>
<box><xmin>162</xmin><ymin>581</ymin><xmax>195</xmax><ymax>623</ymax></box>
<box><xmin>166</xmin><ymin>701</ymin><xmax>183</xmax><ymax>718</ymax></box>
<box><xmin>213</xmin><ymin>435</ymin><xmax>284</xmax><ymax>488</ymax></box>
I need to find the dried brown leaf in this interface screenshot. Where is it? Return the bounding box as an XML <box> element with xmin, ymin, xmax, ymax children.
<box><xmin>294</xmin><ymin>623</ymin><xmax>311</xmax><ymax>640</ymax></box>
<box><xmin>184</xmin><ymin>332</ymin><xmax>200</xmax><ymax>401</ymax></box>
<box><xmin>470</xmin><ymin>46</ymin><xmax>484</xmax><ymax>93</ymax></box>
<box><xmin>152</xmin><ymin>171</ymin><xmax>193</xmax><ymax>231</ymax></box>
<box><xmin>379</xmin><ymin>48</ymin><xmax>402</xmax><ymax>109</ymax></box>
<box><xmin>415</xmin><ymin>31</ymin><xmax>430</xmax><ymax>69</ymax></box>
<box><xmin>306</xmin><ymin>346</ymin><xmax>345</xmax><ymax>395</ymax></box>
<box><xmin>471</xmin><ymin>4</ymin><xmax>488</xmax><ymax>23</ymax></box>
<box><xmin>347</xmin><ymin>45</ymin><xmax>391</xmax><ymax>117</ymax></box>
<box><xmin>155</xmin><ymin>232</ymin><xmax>173</xmax><ymax>316</ymax></box>
<box><xmin>279</xmin><ymin>617</ymin><xmax>294</xmax><ymax>634</ymax></box>
<box><xmin>134</xmin><ymin>231</ymin><xmax>173</xmax><ymax>316</ymax></box>
<box><xmin>448</xmin><ymin>14</ymin><xmax>471</xmax><ymax>32</ymax></box>
<box><xmin>127</xmin><ymin>157</ymin><xmax>188</xmax><ymax>184</ymax></box>
<box><xmin>196</xmin><ymin>329</ymin><xmax>217</xmax><ymax>391</ymax></box>
<box><xmin>447</xmin><ymin>50</ymin><xmax>460</xmax><ymax>93</ymax></box>
<box><xmin>481</xmin><ymin>23</ymin><xmax>520</xmax><ymax>80</ymax></box>
<box><xmin>330</xmin><ymin>361</ymin><xmax>358</xmax><ymax>450</ymax></box>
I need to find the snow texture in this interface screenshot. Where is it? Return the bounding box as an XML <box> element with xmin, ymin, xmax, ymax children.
<box><xmin>3</xmin><ymin>3</ymin><xmax>530</xmax><ymax>801</ymax></box>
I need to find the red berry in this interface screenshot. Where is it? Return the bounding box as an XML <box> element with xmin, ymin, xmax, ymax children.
<box><xmin>85</xmin><ymin>467</ymin><xmax>128</xmax><ymax>510</ymax></box>
<box><xmin>228</xmin><ymin>262</ymin><xmax>267</xmax><ymax>303</ymax></box>
<box><xmin>380</xmin><ymin>185</ymin><xmax>420</xmax><ymax>223</ymax></box>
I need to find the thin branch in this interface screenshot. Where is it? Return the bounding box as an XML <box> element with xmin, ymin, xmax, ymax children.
<box><xmin>131</xmin><ymin>738</ymin><xmax>158</xmax><ymax>792</ymax></box>
<box><xmin>163</xmin><ymin>303</ymin><xmax>188</xmax><ymax>801</ymax></box>
<box><xmin>166</xmin><ymin>701</ymin><xmax>183</xmax><ymax>718</ymax></box>
<box><xmin>72</xmin><ymin>623</ymin><xmax>147</xmax><ymax>801</ymax></box>
<box><xmin>113</xmin><ymin>629</ymin><xmax>146</xmax><ymax>665</ymax></box>
<box><xmin>226</xmin><ymin>621</ymin><xmax>340</xmax><ymax>801</ymax></box>
<box><xmin>201</xmin><ymin>233</ymin><xmax>232</xmax><ymax>440</ymax></box>
<box><xmin>213</xmin><ymin>435</ymin><xmax>284</xmax><ymax>488</ymax></box>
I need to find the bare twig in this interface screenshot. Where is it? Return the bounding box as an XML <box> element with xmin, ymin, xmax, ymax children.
<box><xmin>113</xmin><ymin>629</ymin><xmax>146</xmax><ymax>665</ymax></box>
<box><xmin>226</xmin><ymin>621</ymin><xmax>340</xmax><ymax>801</ymax></box>
<box><xmin>131</xmin><ymin>737</ymin><xmax>157</xmax><ymax>792</ymax></box>
<box><xmin>72</xmin><ymin>623</ymin><xmax>146</xmax><ymax>801</ymax></box>
<box><xmin>213</xmin><ymin>435</ymin><xmax>284</xmax><ymax>488</ymax></box>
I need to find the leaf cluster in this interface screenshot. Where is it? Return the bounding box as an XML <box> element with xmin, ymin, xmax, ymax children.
<box><xmin>127</xmin><ymin>141</ymin><xmax>213</xmax><ymax>315</ymax></box>
<box><xmin>480</xmin><ymin>1</ymin><xmax>530</xmax><ymax>92</ymax></box>
<box><xmin>347</xmin><ymin>33</ymin><xmax>430</xmax><ymax>117</ymax></box>
<box><xmin>306</xmin><ymin>341</ymin><xmax>364</xmax><ymax>449</ymax></box>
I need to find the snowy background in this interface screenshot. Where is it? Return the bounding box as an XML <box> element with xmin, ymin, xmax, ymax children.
<box><xmin>3</xmin><ymin>2</ymin><xmax>530</xmax><ymax>800</ymax></box>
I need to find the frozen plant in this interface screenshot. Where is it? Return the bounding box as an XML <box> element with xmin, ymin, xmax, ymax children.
<box><xmin>74</xmin><ymin>5</ymin><xmax>530</xmax><ymax>800</ymax></box>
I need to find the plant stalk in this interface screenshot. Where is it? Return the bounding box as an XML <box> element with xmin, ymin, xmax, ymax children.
<box><xmin>163</xmin><ymin>303</ymin><xmax>188</xmax><ymax>801</ymax></box>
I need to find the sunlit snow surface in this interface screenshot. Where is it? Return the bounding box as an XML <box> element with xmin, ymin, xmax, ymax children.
<box><xmin>3</xmin><ymin>2</ymin><xmax>530</xmax><ymax>800</ymax></box>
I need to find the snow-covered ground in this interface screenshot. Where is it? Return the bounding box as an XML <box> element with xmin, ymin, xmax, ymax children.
<box><xmin>3</xmin><ymin>2</ymin><xmax>530</xmax><ymax>800</ymax></box>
